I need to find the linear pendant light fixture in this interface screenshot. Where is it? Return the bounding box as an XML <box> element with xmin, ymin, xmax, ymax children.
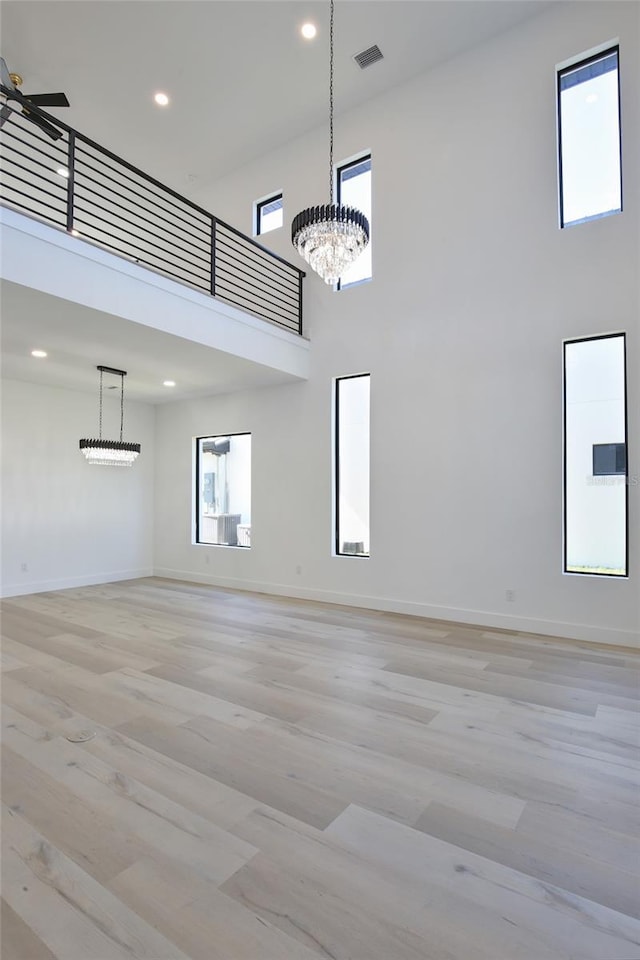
<box><xmin>291</xmin><ymin>0</ymin><xmax>370</xmax><ymax>284</ymax></box>
<box><xmin>79</xmin><ymin>365</ymin><xmax>141</xmax><ymax>466</ymax></box>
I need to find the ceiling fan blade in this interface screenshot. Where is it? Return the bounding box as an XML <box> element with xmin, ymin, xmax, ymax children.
<box><xmin>0</xmin><ymin>57</ymin><xmax>14</xmax><ymax>90</ymax></box>
<box><xmin>25</xmin><ymin>92</ymin><xmax>70</xmax><ymax>108</ymax></box>
<box><xmin>23</xmin><ymin>108</ymin><xmax>64</xmax><ymax>140</ymax></box>
<box><xmin>0</xmin><ymin>103</ymin><xmax>12</xmax><ymax>127</ymax></box>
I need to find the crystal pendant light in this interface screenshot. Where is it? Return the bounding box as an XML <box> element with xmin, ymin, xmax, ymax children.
<box><xmin>79</xmin><ymin>366</ymin><xmax>141</xmax><ymax>466</ymax></box>
<box><xmin>291</xmin><ymin>0</ymin><xmax>369</xmax><ymax>284</ymax></box>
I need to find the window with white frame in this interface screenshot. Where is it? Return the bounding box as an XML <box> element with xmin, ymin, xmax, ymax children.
<box><xmin>558</xmin><ymin>46</ymin><xmax>621</xmax><ymax>227</ymax></box>
<box><xmin>337</xmin><ymin>155</ymin><xmax>371</xmax><ymax>288</ymax></box>
<box><xmin>195</xmin><ymin>434</ymin><xmax>251</xmax><ymax>547</ymax></box>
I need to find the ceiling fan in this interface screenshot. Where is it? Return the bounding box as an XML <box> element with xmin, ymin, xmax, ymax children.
<box><xmin>0</xmin><ymin>57</ymin><xmax>69</xmax><ymax>140</ymax></box>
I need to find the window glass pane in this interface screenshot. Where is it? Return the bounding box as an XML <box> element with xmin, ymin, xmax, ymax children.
<box><xmin>338</xmin><ymin>157</ymin><xmax>371</xmax><ymax>287</ymax></box>
<box><xmin>335</xmin><ymin>375</ymin><xmax>370</xmax><ymax>556</ymax></box>
<box><xmin>197</xmin><ymin>434</ymin><xmax>251</xmax><ymax>547</ymax></box>
<box><xmin>564</xmin><ymin>335</ymin><xmax>627</xmax><ymax>576</ymax></box>
<box><xmin>257</xmin><ymin>195</ymin><xmax>283</xmax><ymax>235</ymax></box>
<box><xmin>559</xmin><ymin>48</ymin><xmax>621</xmax><ymax>227</ymax></box>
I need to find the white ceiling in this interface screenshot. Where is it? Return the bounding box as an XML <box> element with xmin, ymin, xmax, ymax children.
<box><xmin>1</xmin><ymin>1</ymin><xmax>551</xmax><ymax>192</ymax></box>
<box><xmin>0</xmin><ymin>1</ymin><xmax>552</xmax><ymax>401</ymax></box>
<box><xmin>0</xmin><ymin>281</ymin><xmax>304</xmax><ymax>403</ymax></box>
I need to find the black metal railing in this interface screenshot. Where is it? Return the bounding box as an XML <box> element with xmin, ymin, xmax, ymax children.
<box><xmin>0</xmin><ymin>89</ymin><xmax>304</xmax><ymax>334</ymax></box>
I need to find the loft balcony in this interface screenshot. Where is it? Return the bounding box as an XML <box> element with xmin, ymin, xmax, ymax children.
<box><xmin>0</xmin><ymin>88</ymin><xmax>308</xmax><ymax>392</ymax></box>
<box><xmin>0</xmin><ymin>88</ymin><xmax>304</xmax><ymax>333</ymax></box>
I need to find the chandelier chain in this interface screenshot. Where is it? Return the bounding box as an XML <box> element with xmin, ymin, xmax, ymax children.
<box><xmin>98</xmin><ymin>367</ymin><xmax>103</xmax><ymax>439</ymax></box>
<box><xmin>328</xmin><ymin>0</ymin><xmax>334</xmax><ymax>202</ymax></box>
<box><xmin>119</xmin><ymin>373</ymin><xmax>124</xmax><ymax>441</ymax></box>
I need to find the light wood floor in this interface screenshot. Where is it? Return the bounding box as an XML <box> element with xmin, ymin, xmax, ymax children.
<box><xmin>1</xmin><ymin>578</ymin><xmax>639</xmax><ymax>960</ymax></box>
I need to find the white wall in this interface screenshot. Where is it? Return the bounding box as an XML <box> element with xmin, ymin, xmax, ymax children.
<box><xmin>154</xmin><ymin>1</ymin><xmax>639</xmax><ymax>646</ymax></box>
<box><xmin>1</xmin><ymin>379</ymin><xmax>155</xmax><ymax>596</ymax></box>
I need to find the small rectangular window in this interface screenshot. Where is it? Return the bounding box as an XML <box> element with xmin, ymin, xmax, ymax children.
<box><xmin>335</xmin><ymin>374</ymin><xmax>370</xmax><ymax>557</ymax></box>
<box><xmin>195</xmin><ymin>433</ymin><xmax>251</xmax><ymax>547</ymax></box>
<box><xmin>564</xmin><ymin>334</ymin><xmax>628</xmax><ymax>577</ymax></box>
<box><xmin>558</xmin><ymin>46</ymin><xmax>621</xmax><ymax>227</ymax></box>
<box><xmin>593</xmin><ymin>443</ymin><xmax>627</xmax><ymax>476</ymax></box>
<box><xmin>256</xmin><ymin>193</ymin><xmax>283</xmax><ymax>235</ymax></box>
<box><xmin>337</xmin><ymin>155</ymin><xmax>371</xmax><ymax>288</ymax></box>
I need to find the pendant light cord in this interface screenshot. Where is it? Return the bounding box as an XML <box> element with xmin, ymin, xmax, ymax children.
<box><xmin>328</xmin><ymin>0</ymin><xmax>334</xmax><ymax>203</ymax></box>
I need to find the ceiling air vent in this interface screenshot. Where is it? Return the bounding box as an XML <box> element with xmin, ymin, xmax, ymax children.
<box><xmin>353</xmin><ymin>44</ymin><xmax>383</xmax><ymax>70</ymax></box>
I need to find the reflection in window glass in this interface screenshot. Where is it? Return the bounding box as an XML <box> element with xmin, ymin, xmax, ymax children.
<box><xmin>335</xmin><ymin>374</ymin><xmax>370</xmax><ymax>556</ymax></box>
<box><xmin>558</xmin><ymin>47</ymin><xmax>621</xmax><ymax>227</ymax></box>
<box><xmin>564</xmin><ymin>334</ymin><xmax>627</xmax><ymax>576</ymax></box>
<box><xmin>337</xmin><ymin>156</ymin><xmax>372</xmax><ymax>287</ymax></box>
<box><xmin>196</xmin><ymin>434</ymin><xmax>251</xmax><ymax>547</ymax></box>
<box><xmin>256</xmin><ymin>194</ymin><xmax>283</xmax><ymax>235</ymax></box>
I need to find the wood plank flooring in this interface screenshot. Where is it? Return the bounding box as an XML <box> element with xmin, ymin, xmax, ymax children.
<box><xmin>1</xmin><ymin>577</ymin><xmax>639</xmax><ymax>959</ymax></box>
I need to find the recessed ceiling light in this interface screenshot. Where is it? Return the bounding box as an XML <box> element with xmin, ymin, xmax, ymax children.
<box><xmin>71</xmin><ymin>229</ymin><xmax>80</xmax><ymax>237</ymax></box>
<box><xmin>31</xmin><ymin>349</ymin><xmax>47</xmax><ymax>358</ymax></box>
<box><xmin>57</xmin><ymin>167</ymin><xmax>69</xmax><ymax>178</ymax></box>
<box><xmin>154</xmin><ymin>92</ymin><xmax>170</xmax><ymax>106</ymax></box>
<box><xmin>163</xmin><ymin>380</ymin><xmax>176</xmax><ymax>387</ymax></box>
<box><xmin>585</xmin><ymin>93</ymin><xmax>598</xmax><ymax>104</ymax></box>
<box><xmin>301</xmin><ymin>23</ymin><xmax>317</xmax><ymax>39</ymax></box>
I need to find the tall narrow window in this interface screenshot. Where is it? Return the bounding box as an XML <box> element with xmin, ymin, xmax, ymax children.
<box><xmin>335</xmin><ymin>374</ymin><xmax>370</xmax><ymax>556</ymax></box>
<box><xmin>195</xmin><ymin>433</ymin><xmax>251</xmax><ymax>547</ymax></box>
<box><xmin>564</xmin><ymin>334</ymin><xmax>628</xmax><ymax>576</ymax></box>
<box><xmin>256</xmin><ymin>193</ymin><xmax>283</xmax><ymax>235</ymax></box>
<box><xmin>337</xmin><ymin>155</ymin><xmax>371</xmax><ymax>288</ymax></box>
<box><xmin>558</xmin><ymin>46</ymin><xmax>621</xmax><ymax>227</ymax></box>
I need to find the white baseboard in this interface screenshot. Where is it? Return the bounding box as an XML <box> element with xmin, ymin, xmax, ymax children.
<box><xmin>153</xmin><ymin>567</ymin><xmax>639</xmax><ymax>649</ymax></box>
<box><xmin>0</xmin><ymin>568</ymin><xmax>154</xmax><ymax>599</ymax></box>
